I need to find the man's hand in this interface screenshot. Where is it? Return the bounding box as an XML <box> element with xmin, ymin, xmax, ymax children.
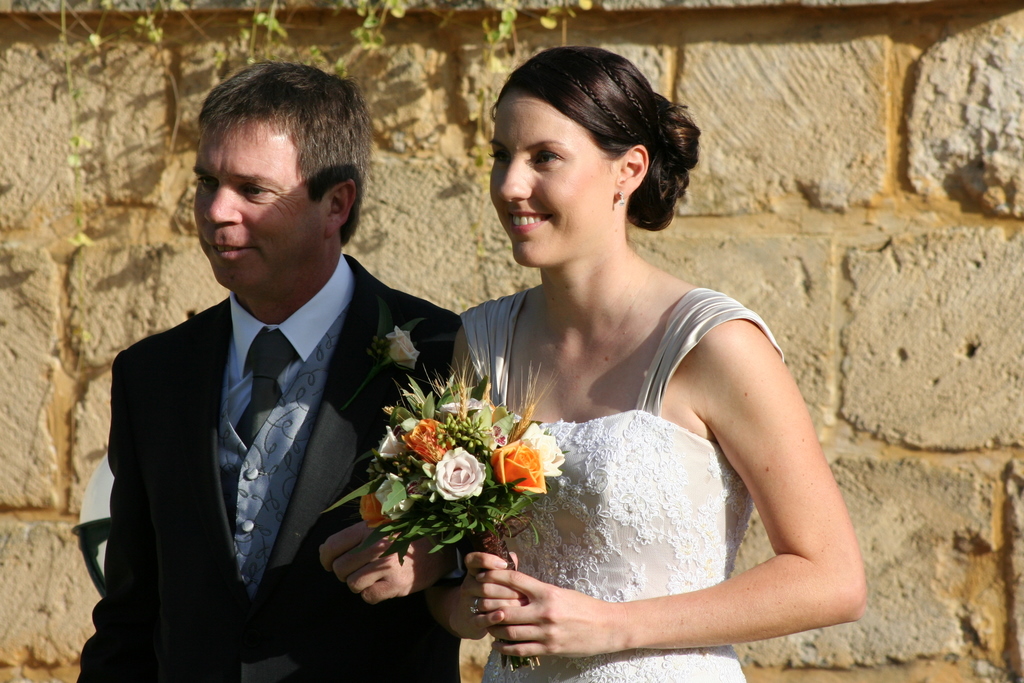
<box><xmin>319</xmin><ymin>522</ymin><xmax>456</xmax><ymax>604</ymax></box>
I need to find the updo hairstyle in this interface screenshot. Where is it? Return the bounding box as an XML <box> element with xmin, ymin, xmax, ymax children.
<box><xmin>495</xmin><ymin>46</ymin><xmax>700</xmax><ymax>231</ymax></box>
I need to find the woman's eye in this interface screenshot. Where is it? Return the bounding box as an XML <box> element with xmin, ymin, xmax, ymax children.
<box><xmin>490</xmin><ymin>149</ymin><xmax>510</xmax><ymax>163</ymax></box>
<box><xmin>196</xmin><ymin>176</ymin><xmax>217</xmax><ymax>192</ymax></box>
<box><xmin>536</xmin><ymin>151</ymin><xmax>558</xmax><ymax>164</ymax></box>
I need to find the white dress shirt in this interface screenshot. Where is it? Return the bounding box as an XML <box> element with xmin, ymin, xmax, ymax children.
<box><xmin>224</xmin><ymin>257</ymin><xmax>355</xmax><ymax>427</ymax></box>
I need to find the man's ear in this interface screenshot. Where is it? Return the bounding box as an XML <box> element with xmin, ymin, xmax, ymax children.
<box><xmin>323</xmin><ymin>179</ymin><xmax>357</xmax><ymax>240</ymax></box>
<box><xmin>617</xmin><ymin>145</ymin><xmax>649</xmax><ymax>195</ymax></box>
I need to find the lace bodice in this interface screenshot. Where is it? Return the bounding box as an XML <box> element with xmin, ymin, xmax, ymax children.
<box><xmin>461</xmin><ymin>288</ymin><xmax>782</xmax><ymax>683</ymax></box>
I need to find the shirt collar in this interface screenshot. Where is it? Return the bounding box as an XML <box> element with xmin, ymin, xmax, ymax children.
<box><xmin>229</xmin><ymin>257</ymin><xmax>355</xmax><ymax>376</ymax></box>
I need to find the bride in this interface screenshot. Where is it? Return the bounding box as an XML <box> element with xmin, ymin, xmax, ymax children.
<box><xmin>439</xmin><ymin>46</ymin><xmax>865</xmax><ymax>681</ymax></box>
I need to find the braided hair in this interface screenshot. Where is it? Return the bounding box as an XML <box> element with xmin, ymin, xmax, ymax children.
<box><xmin>494</xmin><ymin>46</ymin><xmax>699</xmax><ymax>231</ymax></box>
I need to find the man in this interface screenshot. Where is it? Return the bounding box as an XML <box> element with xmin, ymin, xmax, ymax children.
<box><xmin>79</xmin><ymin>62</ymin><xmax>462</xmax><ymax>682</ymax></box>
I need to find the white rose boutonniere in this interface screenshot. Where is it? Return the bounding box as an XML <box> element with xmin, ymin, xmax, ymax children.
<box><xmin>385</xmin><ymin>326</ymin><xmax>420</xmax><ymax>369</ymax></box>
<box><xmin>340</xmin><ymin>298</ymin><xmax>424</xmax><ymax>410</ymax></box>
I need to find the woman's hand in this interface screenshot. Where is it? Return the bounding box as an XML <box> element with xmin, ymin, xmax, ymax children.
<box><xmin>448</xmin><ymin>551</ymin><xmax>526</xmax><ymax>640</ymax></box>
<box><xmin>477</xmin><ymin>561</ymin><xmax>629</xmax><ymax>659</ymax></box>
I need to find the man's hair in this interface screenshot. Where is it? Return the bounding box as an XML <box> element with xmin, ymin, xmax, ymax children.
<box><xmin>198</xmin><ymin>61</ymin><xmax>372</xmax><ymax>245</ymax></box>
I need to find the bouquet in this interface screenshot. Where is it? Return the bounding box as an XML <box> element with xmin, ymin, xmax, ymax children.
<box><xmin>326</xmin><ymin>373</ymin><xmax>564</xmax><ymax>669</ymax></box>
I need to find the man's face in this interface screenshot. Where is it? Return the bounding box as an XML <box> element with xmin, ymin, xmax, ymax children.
<box><xmin>193</xmin><ymin>123</ymin><xmax>345</xmax><ymax>322</ymax></box>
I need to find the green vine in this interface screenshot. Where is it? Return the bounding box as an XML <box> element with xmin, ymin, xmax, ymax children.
<box><xmin>60</xmin><ymin>0</ymin><xmax>89</xmax><ymax>241</ymax></box>
<box><xmin>350</xmin><ymin>0</ymin><xmax>408</xmax><ymax>51</ymax></box>
<box><xmin>240</xmin><ymin>0</ymin><xmax>289</xmax><ymax>63</ymax></box>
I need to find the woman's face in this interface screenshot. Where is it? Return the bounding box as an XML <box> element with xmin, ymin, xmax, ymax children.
<box><xmin>490</xmin><ymin>91</ymin><xmax>624</xmax><ymax>269</ymax></box>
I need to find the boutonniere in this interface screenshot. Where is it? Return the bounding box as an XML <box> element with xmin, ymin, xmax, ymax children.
<box><xmin>340</xmin><ymin>298</ymin><xmax>423</xmax><ymax>410</ymax></box>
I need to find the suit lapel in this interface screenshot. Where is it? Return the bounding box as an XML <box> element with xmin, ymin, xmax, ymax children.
<box><xmin>252</xmin><ymin>260</ymin><xmax>399</xmax><ymax>612</ymax></box>
<box><xmin>184</xmin><ymin>302</ymin><xmax>251</xmax><ymax>609</ymax></box>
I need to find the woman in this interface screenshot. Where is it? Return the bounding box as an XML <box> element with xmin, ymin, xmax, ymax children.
<box><xmin>444</xmin><ymin>46</ymin><xmax>866</xmax><ymax>681</ymax></box>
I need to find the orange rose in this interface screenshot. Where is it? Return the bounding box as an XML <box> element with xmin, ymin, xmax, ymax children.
<box><xmin>359</xmin><ymin>492</ymin><xmax>388</xmax><ymax>528</ymax></box>
<box><xmin>403</xmin><ymin>419</ymin><xmax>446</xmax><ymax>464</ymax></box>
<box><xmin>491</xmin><ymin>440</ymin><xmax>546</xmax><ymax>494</ymax></box>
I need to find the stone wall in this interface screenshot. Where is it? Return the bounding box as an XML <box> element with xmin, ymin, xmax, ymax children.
<box><xmin>1</xmin><ymin>1</ymin><xmax>1023</xmax><ymax>681</ymax></box>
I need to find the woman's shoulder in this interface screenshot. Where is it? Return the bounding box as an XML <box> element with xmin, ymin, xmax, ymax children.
<box><xmin>664</xmin><ymin>287</ymin><xmax>783</xmax><ymax>362</ymax></box>
<box><xmin>460</xmin><ymin>289</ymin><xmax>533</xmax><ymax>325</ymax></box>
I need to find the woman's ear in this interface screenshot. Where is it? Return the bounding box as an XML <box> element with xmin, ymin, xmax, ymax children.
<box><xmin>617</xmin><ymin>145</ymin><xmax>649</xmax><ymax>195</ymax></box>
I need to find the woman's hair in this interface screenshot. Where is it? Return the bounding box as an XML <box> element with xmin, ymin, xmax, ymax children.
<box><xmin>495</xmin><ymin>46</ymin><xmax>700</xmax><ymax>231</ymax></box>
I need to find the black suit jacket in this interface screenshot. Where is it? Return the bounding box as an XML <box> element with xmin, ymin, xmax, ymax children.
<box><xmin>80</xmin><ymin>256</ymin><xmax>462</xmax><ymax>683</ymax></box>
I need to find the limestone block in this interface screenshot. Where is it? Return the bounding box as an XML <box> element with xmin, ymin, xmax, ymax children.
<box><xmin>0</xmin><ymin>247</ymin><xmax>59</xmax><ymax>508</ymax></box>
<box><xmin>596</xmin><ymin>43</ymin><xmax>671</xmax><ymax>95</ymax></box>
<box><xmin>633</xmin><ymin>232</ymin><xmax>833</xmax><ymax>426</ymax></box>
<box><xmin>348</xmin><ymin>44</ymin><xmax>451</xmax><ymax>154</ymax></box>
<box><xmin>736</xmin><ymin>457</ymin><xmax>994</xmax><ymax>667</ymax></box>
<box><xmin>842</xmin><ymin>228</ymin><xmax>1024</xmax><ymax>450</ymax></box>
<box><xmin>1006</xmin><ymin>460</ymin><xmax>1024</xmax><ymax>675</ymax></box>
<box><xmin>70</xmin><ymin>371</ymin><xmax>112</xmax><ymax>516</ymax></box>
<box><xmin>349</xmin><ymin>157</ymin><xmax>538</xmax><ymax>312</ymax></box>
<box><xmin>0</xmin><ymin>666</ymin><xmax>78</xmax><ymax>683</ymax></box>
<box><xmin>0</xmin><ymin>521</ymin><xmax>97</xmax><ymax>665</ymax></box>
<box><xmin>0</xmin><ymin>44</ymin><xmax>71</xmax><ymax>231</ymax></box>
<box><xmin>0</xmin><ymin>41</ymin><xmax>169</xmax><ymax>231</ymax></box>
<box><xmin>678</xmin><ymin>37</ymin><xmax>887</xmax><ymax>215</ymax></box>
<box><xmin>909</xmin><ymin>11</ymin><xmax>1024</xmax><ymax>217</ymax></box>
<box><xmin>69</xmin><ymin>240</ymin><xmax>225</xmax><ymax>368</ymax></box>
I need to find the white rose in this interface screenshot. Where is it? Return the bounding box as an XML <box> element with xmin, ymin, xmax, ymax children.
<box><xmin>385</xmin><ymin>326</ymin><xmax>420</xmax><ymax>369</ymax></box>
<box><xmin>432</xmin><ymin>448</ymin><xmax>485</xmax><ymax>501</ymax></box>
<box><xmin>522</xmin><ymin>423</ymin><xmax>564</xmax><ymax>477</ymax></box>
<box><xmin>377</xmin><ymin>428</ymin><xmax>405</xmax><ymax>459</ymax></box>
<box><xmin>375</xmin><ymin>475</ymin><xmax>413</xmax><ymax>518</ymax></box>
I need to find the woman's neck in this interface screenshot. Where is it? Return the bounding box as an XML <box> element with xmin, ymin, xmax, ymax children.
<box><xmin>537</xmin><ymin>245</ymin><xmax>656</xmax><ymax>340</ymax></box>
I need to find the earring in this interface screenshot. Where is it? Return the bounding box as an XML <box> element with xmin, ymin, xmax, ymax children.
<box><xmin>616</xmin><ymin>192</ymin><xmax>625</xmax><ymax>207</ymax></box>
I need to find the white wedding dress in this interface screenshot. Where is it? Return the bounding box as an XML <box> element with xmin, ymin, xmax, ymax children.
<box><xmin>461</xmin><ymin>288</ymin><xmax>783</xmax><ymax>683</ymax></box>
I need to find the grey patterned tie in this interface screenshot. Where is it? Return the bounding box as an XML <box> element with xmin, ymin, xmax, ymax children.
<box><xmin>236</xmin><ymin>328</ymin><xmax>296</xmax><ymax>449</ymax></box>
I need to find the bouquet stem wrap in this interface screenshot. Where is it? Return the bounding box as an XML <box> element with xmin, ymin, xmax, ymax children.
<box><xmin>471</xmin><ymin>518</ymin><xmax>540</xmax><ymax>671</ymax></box>
<box><xmin>470</xmin><ymin>515</ymin><xmax>531</xmax><ymax>568</ymax></box>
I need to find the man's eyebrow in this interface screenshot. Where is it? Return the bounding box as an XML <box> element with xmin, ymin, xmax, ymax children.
<box><xmin>192</xmin><ymin>165</ymin><xmax>271</xmax><ymax>185</ymax></box>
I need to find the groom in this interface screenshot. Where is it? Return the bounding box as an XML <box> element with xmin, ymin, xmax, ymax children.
<box><xmin>78</xmin><ymin>62</ymin><xmax>462</xmax><ymax>682</ymax></box>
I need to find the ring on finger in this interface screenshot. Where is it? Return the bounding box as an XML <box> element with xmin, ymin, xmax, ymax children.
<box><xmin>470</xmin><ymin>597</ymin><xmax>482</xmax><ymax>615</ymax></box>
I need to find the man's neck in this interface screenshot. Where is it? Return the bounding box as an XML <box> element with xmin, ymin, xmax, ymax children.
<box><xmin>238</xmin><ymin>253</ymin><xmax>342</xmax><ymax>325</ymax></box>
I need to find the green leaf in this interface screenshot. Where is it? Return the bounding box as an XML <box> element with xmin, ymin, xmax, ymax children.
<box><xmin>400</xmin><ymin>417</ymin><xmax>418</xmax><ymax>432</ymax></box>
<box><xmin>68</xmin><ymin>232</ymin><xmax>95</xmax><ymax>247</ymax></box>
<box><xmin>322</xmin><ymin>477</ymin><xmax>380</xmax><ymax>513</ymax></box>
<box><xmin>383</xmin><ymin>479</ymin><xmax>407</xmax><ymax>512</ymax></box>
<box><xmin>475</xmin><ymin>376</ymin><xmax>491</xmax><ymax>401</ymax></box>
<box><xmin>540</xmin><ymin>15</ymin><xmax>557</xmax><ymax>29</ymax></box>
<box><xmin>398</xmin><ymin>316</ymin><xmax>423</xmax><ymax>332</ymax></box>
<box><xmin>421</xmin><ymin>393</ymin><xmax>436</xmax><ymax>420</ymax></box>
<box><xmin>407</xmin><ymin>377</ymin><xmax>426</xmax><ymax>405</ymax></box>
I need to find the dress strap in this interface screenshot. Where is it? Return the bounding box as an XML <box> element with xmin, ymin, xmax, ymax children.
<box><xmin>636</xmin><ymin>288</ymin><xmax>784</xmax><ymax>417</ymax></box>
<box><xmin>460</xmin><ymin>290</ymin><xmax>529</xmax><ymax>407</ymax></box>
